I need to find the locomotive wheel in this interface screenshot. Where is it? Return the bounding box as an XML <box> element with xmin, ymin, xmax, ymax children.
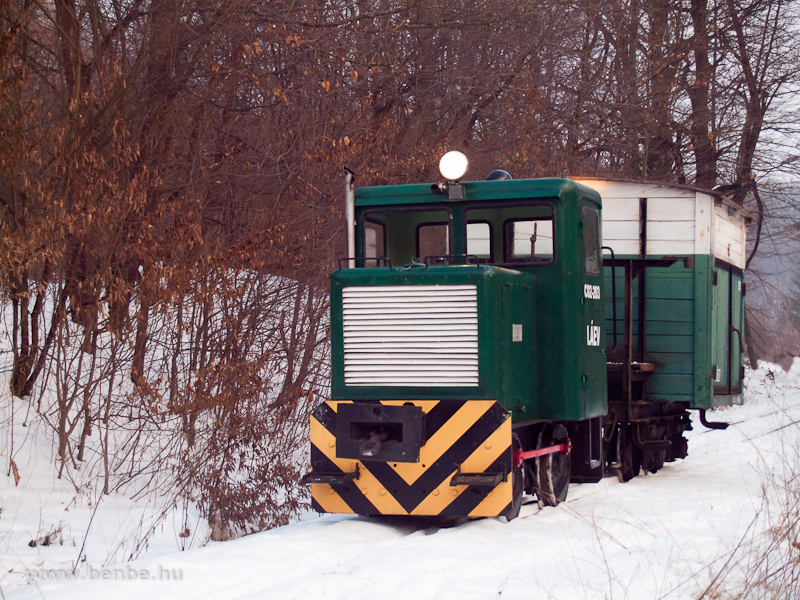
<box><xmin>506</xmin><ymin>434</ymin><xmax>524</xmax><ymax>520</ymax></box>
<box><xmin>618</xmin><ymin>424</ymin><xmax>642</xmax><ymax>482</ymax></box>
<box><xmin>535</xmin><ymin>424</ymin><xmax>570</xmax><ymax>506</ymax></box>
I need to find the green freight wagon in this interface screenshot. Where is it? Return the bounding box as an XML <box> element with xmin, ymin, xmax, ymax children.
<box><xmin>574</xmin><ymin>179</ymin><xmax>749</xmax><ymax>478</ymax></box>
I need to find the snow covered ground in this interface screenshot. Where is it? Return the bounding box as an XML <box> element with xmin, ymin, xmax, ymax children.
<box><xmin>2</xmin><ymin>362</ymin><xmax>799</xmax><ymax>599</ymax></box>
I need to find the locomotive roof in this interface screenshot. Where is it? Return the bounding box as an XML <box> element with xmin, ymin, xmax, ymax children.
<box><xmin>354</xmin><ymin>177</ymin><xmax>602</xmax><ymax>208</ymax></box>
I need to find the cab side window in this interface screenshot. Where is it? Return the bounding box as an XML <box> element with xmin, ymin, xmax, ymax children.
<box><xmin>363</xmin><ymin>220</ymin><xmax>386</xmax><ymax>267</ymax></box>
<box><xmin>583</xmin><ymin>208</ymin><xmax>600</xmax><ymax>275</ymax></box>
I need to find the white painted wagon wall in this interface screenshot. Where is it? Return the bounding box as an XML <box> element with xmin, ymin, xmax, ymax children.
<box><xmin>713</xmin><ymin>202</ymin><xmax>746</xmax><ymax>269</ymax></box>
<box><xmin>694</xmin><ymin>193</ymin><xmax>714</xmax><ymax>256</ymax></box>
<box><xmin>574</xmin><ymin>179</ymin><xmax>743</xmax><ymax>266</ymax></box>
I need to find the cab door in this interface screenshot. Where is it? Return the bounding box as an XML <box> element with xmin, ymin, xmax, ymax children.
<box><xmin>712</xmin><ymin>260</ymin><xmax>744</xmax><ymax>395</ymax></box>
<box><xmin>581</xmin><ymin>207</ymin><xmax>606</xmax><ymax>415</ymax></box>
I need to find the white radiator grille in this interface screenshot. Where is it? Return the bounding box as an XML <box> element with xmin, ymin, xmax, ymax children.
<box><xmin>342</xmin><ymin>285</ymin><xmax>479</xmax><ymax>387</ymax></box>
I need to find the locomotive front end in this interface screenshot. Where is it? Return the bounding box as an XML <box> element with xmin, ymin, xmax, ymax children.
<box><xmin>306</xmin><ymin>399</ymin><xmax>514</xmax><ymax>517</ymax></box>
<box><xmin>303</xmin><ymin>265</ymin><xmax>535</xmax><ymax>518</ymax></box>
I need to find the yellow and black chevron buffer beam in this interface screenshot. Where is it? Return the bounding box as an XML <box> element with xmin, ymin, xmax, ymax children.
<box><xmin>301</xmin><ymin>400</ymin><xmax>513</xmax><ymax>518</ymax></box>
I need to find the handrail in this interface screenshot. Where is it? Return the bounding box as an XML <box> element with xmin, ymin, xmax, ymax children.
<box><xmin>423</xmin><ymin>254</ymin><xmax>482</xmax><ymax>266</ymax></box>
<box><xmin>602</xmin><ymin>246</ymin><xmax>617</xmax><ymax>352</ymax></box>
<box><xmin>730</xmin><ymin>326</ymin><xmax>744</xmax><ymax>350</ymax></box>
<box><xmin>337</xmin><ymin>257</ymin><xmax>391</xmax><ymax>270</ymax></box>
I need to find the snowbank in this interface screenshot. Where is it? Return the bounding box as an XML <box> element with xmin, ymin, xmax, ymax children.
<box><xmin>2</xmin><ymin>361</ymin><xmax>799</xmax><ymax>599</ymax></box>
<box><xmin>0</xmin><ymin>392</ymin><xmax>205</xmax><ymax>590</ymax></box>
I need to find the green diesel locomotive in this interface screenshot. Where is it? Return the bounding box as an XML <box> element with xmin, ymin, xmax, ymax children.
<box><xmin>301</xmin><ymin>152</ymin><xmax>747</xmax><ymax>520</ymax></box>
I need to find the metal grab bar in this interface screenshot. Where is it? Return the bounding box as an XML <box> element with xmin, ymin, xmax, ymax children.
<box><xmin>423</xmin><ymin>254</ymin><xmax>482</xmax><ymax>266</ymax></box>
<box><xmin>337</xmin><ymin>256</ymin><xmax>391</xmax><ymax>270</ymax></box>
<box><xmin>602</xmin><ymin>246</ymin><xmax>617</xmax><ymax>352</ymax></box>
<box><xmin>730</xmin><ymin>326</ymin><xmax>744</xmax><ymax>350</ymax></box>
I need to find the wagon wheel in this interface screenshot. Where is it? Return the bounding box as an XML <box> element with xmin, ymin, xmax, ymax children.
<box><xmin>505</xmin><ymin>433</ymin><xmax>524</xmax><ymax>521</ymax></box>
<box><xmin>535</xmin><ymin>424</ymin><xmax>570</xmax><ymax>506</ymax></box>
<box><xmin>667</xmin><ymin>433</ymin><xmax>688</xmax><ymax>462</ymax></box>
<box><xmin>642</xmin><ymin>447</ymin><xmax>665</xmax><ymax>474</ymax></box>
<box><xmin>617</xmin><ymin>424</ymin><xmax>642</xmax><ymax>482</ymax></box>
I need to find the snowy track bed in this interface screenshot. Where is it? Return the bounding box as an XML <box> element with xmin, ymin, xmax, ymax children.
<box><xmin>3</xmin><ymin>363</ymin><xmax>800</xmax><ymax>599</ymax></box>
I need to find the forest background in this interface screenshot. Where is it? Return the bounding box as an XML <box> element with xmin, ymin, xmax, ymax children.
<box><xmin>1</xmin><ymin>0</ymin><xmax>799</xmax><ymax>538</ymax></box>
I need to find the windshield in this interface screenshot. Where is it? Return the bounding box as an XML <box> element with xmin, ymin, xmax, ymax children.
<box><xmin>360</xmin><ymin>202</ymin><xmax>555</xmax><ymax>267</ymax></box>
<box><xmin>363</xmin><ymin>208</ymin><xmax>451</xmax><ymax>264</ymax></box>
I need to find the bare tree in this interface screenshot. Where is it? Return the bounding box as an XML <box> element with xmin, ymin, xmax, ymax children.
<box><xmin>1</xmin><ymin>0</ymin><xmax>798</xmax><ymax>537</ymax></box>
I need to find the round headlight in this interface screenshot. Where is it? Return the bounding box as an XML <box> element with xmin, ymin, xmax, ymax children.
<box><xmin>439</xmin><ymin>151</ymin><xmax>469</xmax><ymax>181</ymax></box>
